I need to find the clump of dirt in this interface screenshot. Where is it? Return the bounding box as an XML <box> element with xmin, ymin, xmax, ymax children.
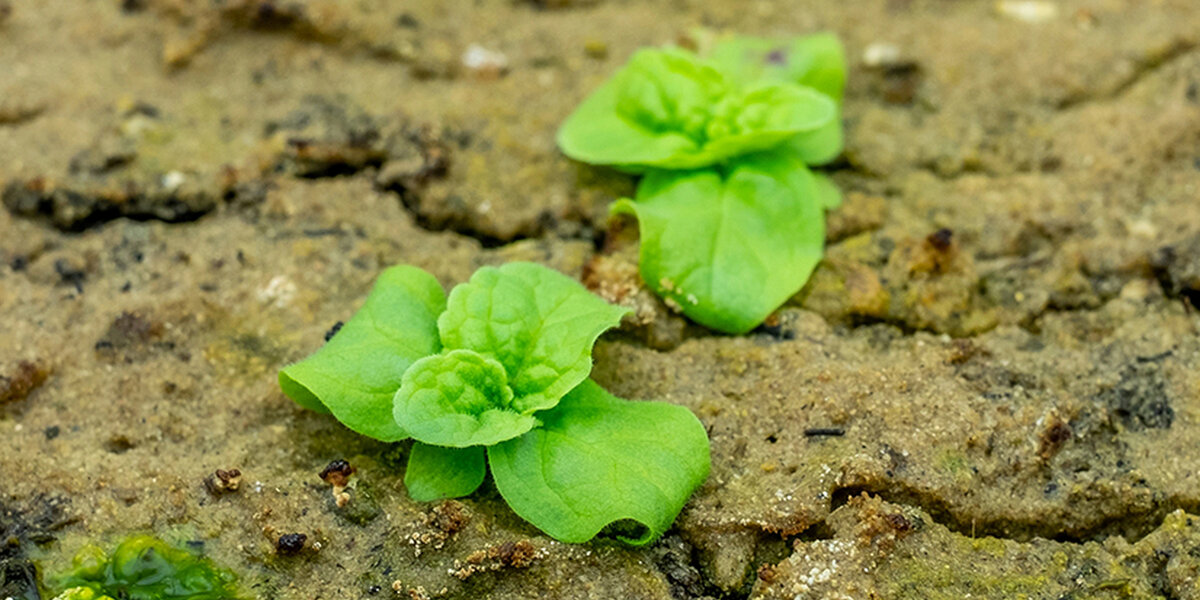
<box><xmin>753</xmin><ymin>495</ymin><xmax>1200</xmax><ymax>599</ymax></box>
<box><xmin>1152</xmin><ymin>232</ymin><xmax>1200</xmax><ymax>307</ymax></box>
<box><xmin>0</xmin><ymin>361</ymin><xmax>49</xmax><ymax>406</ymax></box>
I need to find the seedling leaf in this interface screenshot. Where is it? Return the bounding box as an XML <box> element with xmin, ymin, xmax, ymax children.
<box><xmin>613</xmin><ymin>151</ymin><xmax>826</xmax><ymax>334</ymax></box>
<box><xmin>488</xmin><ymin>379</ymin><xmax>710</xmax><ymax>545</ymax></box>
<box><xmin>557</xmin><ymin>47</ymin><xmax>836</xmax><ymax>171</ymax></box>
<box><xmin>394</xmin><ymin>349</ymin><xmax>537</xmax><ymax>447</ymax></box>
<box><xmin>438</xmin><ymin>262</ymin><xmax>629</xmax><ymax>414</ymax></box>
<box><xmin>405</xmin><ymin>443</ymin><xmax>487</xmax><ymax>501</ymax></box>
<box><xmin>279</xmin><ymin>266</ymin><xmax>445</xmax><ymax>442</ymax></box>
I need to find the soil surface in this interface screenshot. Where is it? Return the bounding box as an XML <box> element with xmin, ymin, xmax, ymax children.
<box><xmin>3</xmin><ymin>1</ymin><xmax>1200</xmax><ymax>599</ymax></box>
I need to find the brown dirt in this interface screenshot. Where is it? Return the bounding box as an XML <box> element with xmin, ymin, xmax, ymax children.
<box><xmin>2</xmin><ymin>1</ymin><xmax>1200</xmax><ymax>599</ymax></box>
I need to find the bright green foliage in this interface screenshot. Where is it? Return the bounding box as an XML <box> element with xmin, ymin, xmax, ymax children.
<box><xmin>437</xmin><ymin>262</ymin><xmax>629</xmax><ymax>414</ymax></box>
<box><xmin>707</xmin><ymin>33</ymin><xmax>846</xmax><ymax>101</ymax></box>
<box><xmin>557</xmin><ymin>33</ymin><xmax>846</xmax><ymax>333</ymax></box>
<box><xmin>395</xmin><ymin>350</ymin><xmax>536</xmax><ymax>447</ymax></box>
<box><xmin>279</xmin><ymin>263</ymin><xmax>710</xmax><ymax>545</ymax></box>
<box><xmin>707</xmin><ymin>33</ymin><xmax>847</xmax><ymax>165</ymax></box>
<box><xmin>279</xmin><ymin>265</ymin><xmax>445</xmax><ymax>441</ymax></box>
<box><xmin>489</xmin><ymin>380</ymin><xmax>711</xmax><ymax>544</ymax></box>
<box><xmin>612</xmin><ymin>151</ymin><xmax>825</xmax><ymax>334</ymax></box>
<box><xmin>404</xmin><ymin>443</ymin><xmax>487</xmax><ymax>501</ymax></box>
<box><xmin>51</xmin><ymin>536</ymin><xmax>240</xmax><ymax>600</ymax></box>
<box><xmin>557</xmin><ymin>47</ymin><xmax>836</xmax><ymax>172</ymax></box>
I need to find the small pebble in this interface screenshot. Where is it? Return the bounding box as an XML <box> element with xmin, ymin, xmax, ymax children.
<box><xmin>462</xmin><ymin>44</ymin><xmax>508</xmax><ymax>79</ymax></box>
<box><xmin>862</xmin><ymin>42</ymin><xmax>902</xmax><ymax>68</ymax></box>
<box><xmin>204</xmin><ymin>468</ymin><xmax>242</xmax><ymax>495</ymax></box>
<box><xmin>276</xmin><ymin>533</ymin><xmax>307</xmax><ymax>555</ymax></box>
<box><xmin>318</xmin><ymin>459</ymin><xmax>355</xmax><ymax>487</ymax></box>
<box><xmin>995</xmin><ymin>0</ymin><xmax>1058</xmax><ymax>23</ymax></box>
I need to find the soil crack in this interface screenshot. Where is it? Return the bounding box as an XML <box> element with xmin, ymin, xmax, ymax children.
<box><xmin>1057</xmin><ymin>39</ymin><xmax>1198</xmax><ymax>109</ymax></box>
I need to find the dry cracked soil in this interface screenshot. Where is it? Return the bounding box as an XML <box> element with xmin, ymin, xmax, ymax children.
<box><xmin>3</xmin><ymin>1</ymin><xmax>1200</xmax><ymax>599</ymax></box>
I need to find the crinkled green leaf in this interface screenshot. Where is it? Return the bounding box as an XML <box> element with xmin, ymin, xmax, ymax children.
<box><xmin>488</xmin><ymin>379</ymin><xmax>710</xmax><ymax>545</ymax></box>
<box><xmin>557</xmin><ymin>48</ymin><xmax>724</xmax><ymax>171</ymax></box>
<box><xmin>613</xmin><ymin>47</ymin><xmax>728</xmax><ymax>143</ymax></box>
<box><xmin>437</xmin><ymin>262</ymin><xmax>629</xmax><ymax>414</ymax></box>
<box><xmin>557</xmin><ymin>47</ymin><xmax>835</xmax><ymax>171</ymax></box>
<box><xmin>613</xmin><ymin>151</ymin><xmax>825</xmax><ymax>334</ymax></box>
<box><xmin>704</xmin><ymin>82</ymin><xmax>837</xmax><ymax>163</ymax></box>
<box><xmin>279</xmin><ymin>265</ymin><xmax>445</xmax><ymax>442</ymax></box>
<box><xmin>707</xmin><ymin>32</ymin><xmax>846</xmax><ymax>101</ymax></box>
<box><xmin>404</xmin><ymin>443</ymin><xmax>486</xmax><ymax>501</ymax></box>
<box><xmin>394</xmin><ymin>349</ymin><xmax>537</xmax><ymax>447</ymax></box>
<box><xmin>707</xmin><ymin>32</ymin><xmax>846</xmax><ymax>165</ymax></box>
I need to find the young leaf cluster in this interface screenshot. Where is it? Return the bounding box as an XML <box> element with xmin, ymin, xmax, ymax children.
<box><xmin>279</xmin><ymin>263</ymin><xmax>710</xmax><ymax>544</ymax></box>
<box><xmin>558</xmin><ymin>33</ymin><xmax>847</xmax><ymax>334</ymax></box>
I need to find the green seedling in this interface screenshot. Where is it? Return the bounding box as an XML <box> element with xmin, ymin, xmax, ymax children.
<box><xmin>280</xmin><ymin>263</ymin><xmax>710</xmax><ymax>544</ymax></box>
<box><xmin>51</xmin><ymin>536</ymin><xmax>240</xmax><ymax>600</ymax></box>
<box><xmin>558</xmin><ymin>33</ymin><xmax>847</xmax><ymax>334</ymax></box>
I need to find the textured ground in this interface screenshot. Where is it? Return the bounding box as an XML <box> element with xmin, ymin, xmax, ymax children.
<box><xmin>3</xmin><ymin>1</ymin><xmax>1200</xmax><ymax>599</ymax></box>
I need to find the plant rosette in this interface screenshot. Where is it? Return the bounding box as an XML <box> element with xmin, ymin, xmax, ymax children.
<box><xmin>557</xmin><ymin>33</ymin><xmax>847</xmax><ymax>334</ymax></box>
<box><xmin>279</xmin><ymin>263</ymin><xmax>711</xmax><ymax>544</ymax></box>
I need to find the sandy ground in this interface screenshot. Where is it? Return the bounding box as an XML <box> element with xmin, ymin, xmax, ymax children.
<box><xmin>3</xmin><ymin>1</ymin><xmax>1200</xmax><ymax>598</ymax></box>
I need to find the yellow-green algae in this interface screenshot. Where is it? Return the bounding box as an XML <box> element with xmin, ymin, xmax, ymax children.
<box><xmin>51</xmin><ymin>536</ymin><xmax>240</xmax><ymax>600</ymax></box>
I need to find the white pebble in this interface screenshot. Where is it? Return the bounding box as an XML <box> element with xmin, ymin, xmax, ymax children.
<box><xmin>162</xmin><ymin>170</ymin><xmax>186</xmax><ymax>192</ymax></box>
<box><xmin>462</xmin><ymin>44</ymin><xmax>508</xmax><ymax>75</ymax></box>
<box><xmin>995</xmin><ymin>1</ymin><xmax>1058</xmax><ymax>23</ymax></box>
<box><xmin>862</xmin><ymin>43</ymin><xmax>902</xmax><ymax>68</ymax></box>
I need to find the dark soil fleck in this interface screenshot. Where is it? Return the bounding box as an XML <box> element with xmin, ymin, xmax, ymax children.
<box><xmin>204</xmin><ymin>468</ymin><xmax>243</xmax><ymax>495</ymax></box>
<box><xmin>1038</xmin><ymin>417</ymin><xmax>1072</xmax><ymax>460</ymax></box>
<box><xmin>103</xmin><ymin>435</ymin><xmax>137</xmax><ymax>454</ymax></box>
<box><xmin>322</xmin><ymin>321</ymin><xmax>344</xmax><ymax>342</ymax></box>
<box><xmin>926</xmin><ymin>228</ymin><xmax>954</xmax><ymax>252</ymax></box>
<box><xmin>1152</xmin><ymin>234</ymin><xmax>1200</xmax><ymax>307</ymax></box>
<box><xmin>276</xmin><ymin>532</ymin><xmax>307</xmax><ymax>555</ymax></box>
<box><xmin>0</xmin><ymin>361</ymin><xmax>50</xmax><ymax>406</ymax></box>
<box><xmin>0</xmin><ymin>558</ymin><xmax>40</xmax><ymax>600</ymax></box>
<box><xmin>1096</xmin><ymin>363</ymin><xmax>1174</xmax><ymax>431</ymax></box>
<box><xmin>318</xmin><ymin>459</ymin><xmax>354</xmax><ymax>486</ymax></box>
<box><xmin>431</xmin><ymin>500</ymin><xmax>469</xmax><ymax>535</ymax></box>
<box><xmin>55</xmin><ymin>259</ymin><xmax>86</xmax><ymax>293</ymax></box>
<box><xmin>876</xmin><ymin>61</ymin><xmax>923</xmax><ymax>104</ymax></box>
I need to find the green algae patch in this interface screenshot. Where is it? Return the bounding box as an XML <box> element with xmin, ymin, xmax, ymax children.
<box><xmin>51</xmin><ymin>536</ymin><xmax>241</xmax><ymax>600</ymax></box>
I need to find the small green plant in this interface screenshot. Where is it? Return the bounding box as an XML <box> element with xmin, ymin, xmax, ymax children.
<box><xmin>558</xmin><ymin>33</ymin><xmax>846</xmax><ymax>334</ymax></box>
<box><xmin>51</xmin><ymin>536</ymin><xmax>240</xmax><ymax>600</ymax></box>
<box><xmin>280</xmin><ymin>263</ymin><xmax>710</xmax><ymax>544</ymax></box>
